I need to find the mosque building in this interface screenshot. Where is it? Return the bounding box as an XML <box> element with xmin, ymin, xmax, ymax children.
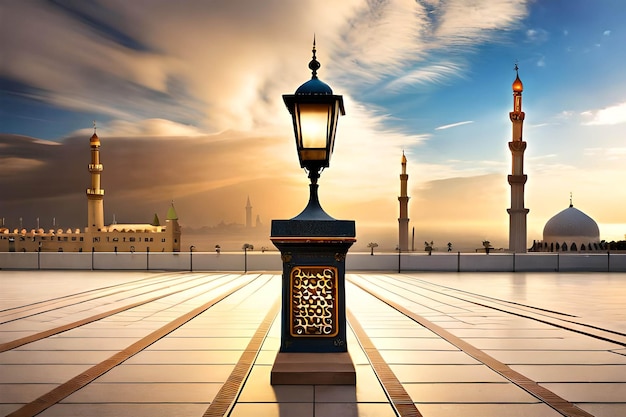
<box><xmin>0</xmin><ymin>128</ymin><xmax>181</xmax><ymax>253</ymax></box>
<box><xmin>532</xmin><ymin>196</ymin><xmax>604</xmax><ymax>252</ymax></box>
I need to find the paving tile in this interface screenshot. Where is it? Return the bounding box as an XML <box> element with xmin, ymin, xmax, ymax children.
<box><xmin>124</xmin><ymin>349</ymin><xmax>242</xmax><ymax>365</ymax></box>
<box><xmin>62</xmin><ymin>382</ymin><xmax>220</xmax><ymax>403</ymax></box>
<box><xmin>0</xmin><ymin>350</ymin><xmax>116</xmax><ymax>365</ymax></box>
<box><xmin>462</xmin><ymin>337</ymin><xmax>620</xmax><ymax>350</ymax></box>
<box><xmin>314</xmin><ymin>365</ymin><xmax>388</xmax><ymax>403</ymax></box>
<box><xmin>14</xmin><ymin>337</ymin><xmax>138</xmax><ymax>351</ymax></box>
<box><xmin>147</xmin><ymin>337</ymin><xmax>249</xmax><ymax>350</ymax></box>
<box><xmin>379</xmin><ymin>350</ymin><xmax>477</xmax><ymax>364</ymax></box>
<box><xmin>486</xmin><ymin>350</ymin><xmax>626</xmax><ymax>365</ymax></box>
<box><xmin>315</xmin><ymin>402</ymin><xmax>397</xmax><ymax>417</ymax></box>
<box><xmin>0</xmin><ymin>364</ymin><xmax>88</xmax><ymax>383</ymax></box>
<box><xmin>0</xmin><ymin>383</ymin><xmax>59</xmax><ymax>403</ymax></box>
<box><xmin>403</xmin><ymin>382</ymin><xmax>539</xmax><ymax>403</ymax></box>
<box><xmin>510</xmin><ymin>364</ymin><xmax>626</xmax><ymax>382</ymax></box>
<box><xmin>577</xmin><ymin>403</ymin><xmax>626</xmax><ymax>417</ymax></box>
<box><xmin>390</xmin><ymin>364</ymin><xmax>508</xmax><ymax>383</ymax></box>
<box><xmin>96</xmin><ymin>364</ymin><xmax>234</xmax><ymax>383</ymax></box>
<box><xmin>370</xmin><ymin>337</ymin><xmax>458</xmax><ymax>350</ymax></box>
<box><xmin>416</xmin><ymin>402</ymin><xmax>564</xmax><ymax>417</ymax></box>
<box><xmin>38</xmin><ymin>403</ymin><xmax>208</xmax><ymax>417</ymax></box>
<box><xmin>237</xmin><ymin>365</ymin><xmax>314</xmax><ymax>403</ymax></box>
<box><xmin>540</xmin><ymin>382</ymin><xmax>626</xmax><ymax>402</ymax></box>
<box><xmin>229</xmin><ymin>402</ymin><xmax>313</xmax><ymax>417</ymax></box>
<box><xmin>0</xmin><ymin>404</ymin><xmax>21</xmax><ymax>416</ymax></box>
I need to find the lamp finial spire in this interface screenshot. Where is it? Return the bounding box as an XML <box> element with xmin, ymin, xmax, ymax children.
<box><xmin>308</xmin><ymin>35</ymin><xmax>320</xmax><ymax>79</ymax></box>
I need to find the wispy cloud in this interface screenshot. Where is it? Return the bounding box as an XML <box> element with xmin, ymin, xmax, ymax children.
<box><xmin>435</xmin><ymin>120</ymin><xmax>474</xmax><ymax>130</ymax></box>
<box><xmin>525</xmin><ymin>28</ymin><xmax>549</xmax><ymax>43</ymax></box>
<box><xmin>581</xmin><ymin>102</ymin><xmax>626</xmax><ymax>126</ymax></box>
<box><xmin>386</xmin><ymin>62</ymin><xmax>464</xmax><ymax>90</ymax></box>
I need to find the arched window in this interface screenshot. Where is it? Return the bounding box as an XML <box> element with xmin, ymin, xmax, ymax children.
<box><xmin>581</xmin><ymin>244</ymin><xmax>586</xmax><ymax>251</ymax></box>
<box><xmin>571</xmin><ymin>242</ymin><xmax>577</xmax><ymax>251</ymax></box>
<box><xmin>562</xmin><ymin>242</ymin><xmax>568</xmax><ymax>251</ymax></box>
<box><xmin>555</xmin><ymin>242</ymin><xmax>560</xmax><ymax>251</ymax></box>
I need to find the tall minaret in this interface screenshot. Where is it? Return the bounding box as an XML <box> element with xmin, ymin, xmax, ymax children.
<box><xmin>245</xmin><ymin>196</ymin><xmax>252</xmax><ymax>228</ymax></box>
<box><xmin>398</xmin><ymin>151</ymin><xmax>410</xmax><ymax>251</ymax></box>
<box><xmin>507</xmin><ymin>65</ymin><xmax>529</xmax><ymax>253</ymax></box>
<box><xmin>86</xmin><ymin>123</ymin><xmax>105</xmax><ymax>232</ymax></box>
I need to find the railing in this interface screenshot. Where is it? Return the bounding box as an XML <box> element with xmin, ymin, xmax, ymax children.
<box><xmin>1</xmin><ymin>252</ymin><xmax>625</xmax><ymax>272</ymax></box>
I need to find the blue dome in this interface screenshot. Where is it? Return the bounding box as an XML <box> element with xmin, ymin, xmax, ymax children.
<box><xmin>295</xmin><ymin>78</ymin><xmax>333</xmax><ymax>95</ymax></box>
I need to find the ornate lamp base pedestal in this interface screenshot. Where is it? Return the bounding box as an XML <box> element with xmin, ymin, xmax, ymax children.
<box><xmin>271</xmin><ymin>352</ymin><xmax>355</xmax><ymax>385</ymax></box>
<box><xmin>270</xmin><ymin>219</ymin><xmax>356</xmax><ymax>385</ymax></box>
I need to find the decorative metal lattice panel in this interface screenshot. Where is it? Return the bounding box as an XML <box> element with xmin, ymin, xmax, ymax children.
<box><xmin>289</xmin><ymin>266</ymin><xmax>338</xmax><ymax>337</ymax></box>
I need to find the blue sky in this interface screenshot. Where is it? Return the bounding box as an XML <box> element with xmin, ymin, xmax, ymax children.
<box><xmin>1</xmin><ymin>0</ymin><xmax>625</xmax><ymax>250</ymax></box>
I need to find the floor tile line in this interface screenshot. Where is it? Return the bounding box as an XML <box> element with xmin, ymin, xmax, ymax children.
<box><xmin>347</xmin><ymin>309</ymin><xmax>424</xmax><ymax>417</ymax></box>
<box><xmin>0</xmin><ymin>273</ymin><xmax>235</xmax><ymax>352</ymax></box>
<box><xmin>349</xmin><ymin>276</ymin><xmax>595</xmax><ymax>417</ymax></box>
<box><xmin>5</xmin><ymin>275</ymin><xmax>258</xmax><ymax>417</ymax></box>
<box><xmin>201</xmin><ymin>298</ymin><xmax>280</xmax><ymax>417</ymax></box>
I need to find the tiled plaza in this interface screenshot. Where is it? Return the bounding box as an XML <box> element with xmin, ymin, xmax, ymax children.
<box><xmin>0</xmin><ymin>271</ymin><xmax>625</xmax><ymax>417</ymax></box>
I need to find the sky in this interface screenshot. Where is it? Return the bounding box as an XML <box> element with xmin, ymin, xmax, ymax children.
<box><xmin>1</xmin><ymin>0</ymin><xmax>626</xmax><ymax>252</ymax></box>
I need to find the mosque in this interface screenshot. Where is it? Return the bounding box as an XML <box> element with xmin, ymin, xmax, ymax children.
<box><xmin>398</xmin><ymin>66</ymin><xmax>606</xmax><ymax>254</ymax></box>
<box><xmin>0</xmin><ymin>128</ymin><xmax>181</xmax><ymax>253</ymax></box>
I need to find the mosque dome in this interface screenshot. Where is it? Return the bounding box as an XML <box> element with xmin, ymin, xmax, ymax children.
<box><xmin>541</xmin><ymin>204</ymin><xmax>600</xmax><ymax>251</ymax></box>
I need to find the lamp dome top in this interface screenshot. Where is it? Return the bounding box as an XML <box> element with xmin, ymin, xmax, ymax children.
<box><xmin>294</xmin><ymin>36</ymin><xmax>334</xmax><ymax>95</ymax></box>
<box><xmin>512</xmin><ymin>64</ymin><xmax>523</xmax><ymax>92</ymax></box>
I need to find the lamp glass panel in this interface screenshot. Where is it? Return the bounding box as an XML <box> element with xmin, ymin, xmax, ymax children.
<box><xmin>298</xmin><ymin>103</ymin><xmax>330</xmax><ymax>150</ymax></box>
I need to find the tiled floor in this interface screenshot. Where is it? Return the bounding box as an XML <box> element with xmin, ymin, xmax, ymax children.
<box><xmin>0</xmin><ymin>271</ymin><xmax>625</xmax><ymax>417</ymax></box>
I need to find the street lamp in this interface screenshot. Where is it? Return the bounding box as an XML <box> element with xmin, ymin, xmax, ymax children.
<box><xmin>189</xmin><ymin>245</ymin><xmax>195</xmax><ymax>272</ymax></box>
<box><xmin>270</xmin><ymin>39</ymin><xmax>356</xmax><ymax>386</ymax></box>
<box><xmin>282</xmin><ymin>40</ymin><xmax>345</xmax><ymax>220</ymax></box>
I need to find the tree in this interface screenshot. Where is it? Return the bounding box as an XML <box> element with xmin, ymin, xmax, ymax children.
<box><xmin>482</xmin><ymin>240</ymin><xmax>492</xmax><ymax>255</ymax></box>
<box><xmin>367</xmin><ymin>242</ymin><xmax>379</xmax><ymax>256</ymax></box>
<box><xmin>447</xmin><ymin>242</ymin><xmax>452</xmax><ymax>252</ymax></box>
<box><xmin>215</xmin><ymin>244</ymin><xmax>221</xmax><ymax>254</ymax></box>
<box><xmin>242</xmin><ymin>243</ymin><xmax>254</xmax><ymax>251</ymax></box>
<box><xmin>424</xmin><ymin>241</ymin><xmax>433</xmax><ymax>256</ymax></box>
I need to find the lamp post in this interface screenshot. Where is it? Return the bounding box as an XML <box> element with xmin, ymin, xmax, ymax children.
<box><xmin>189</xmin><ymin>245</ymin><xmax>195</xmax><ymax>272</ymax></box>
<box><xmin>270</xmin><ymin>39</ymin><xmax>356</xmax><ymax>385</ymax></box>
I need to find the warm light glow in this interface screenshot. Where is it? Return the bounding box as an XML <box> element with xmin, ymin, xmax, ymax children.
<box><xmin>298</xmin><ymin>104</ymin><xmax>329</xmax><ymax>149</ymax></box>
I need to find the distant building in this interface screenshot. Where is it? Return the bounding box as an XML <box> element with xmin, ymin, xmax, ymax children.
<box><xmin>0</xmin><ymin>128</ymin><xmax>181</xmax><ymax>252</ymax></box>
<box><xmin>532</xmin><ymin>200</ymin><xmax>603</xmax><ymax>252</ymax></box>
<box><xmin>398</xmin><ymin>152</ymin><xmax>410</xmax><ymax>251</ymax></box>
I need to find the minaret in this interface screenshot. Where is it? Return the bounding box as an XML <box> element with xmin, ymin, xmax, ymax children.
<box><xmin>86</xmin><ymin>123</ymin><xmax>105</xmax><ymax>232</ymax></box>
<box><xmin>245</xmin><ymin>196</ymin><xmax>252</xmax><ymax>228</ymax></box>
<box><xmin>398</xmin><ymin>151</ymin><xmax>410</xmax><ymax>251</ymax></box>
<box><xmin>508</xmin><ymin>65</ymin><xmax>529</xmax><ymax>253</ymax></box>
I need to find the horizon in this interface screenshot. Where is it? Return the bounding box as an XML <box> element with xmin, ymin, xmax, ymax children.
<box><xmin>1</xmin><ymin>0</ymin><xmax>625</xmax><ymax>250</ymax></box>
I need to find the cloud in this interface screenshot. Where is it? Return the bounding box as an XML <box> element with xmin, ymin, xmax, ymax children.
<box><xmin>525</xmin><ymin>28</ymin><xmax>549</xmax><ymax>43</ymax></box>
<box><xmin>386</xmin><ymin>62</ymin><xmax>464</xmax><ymax>90</ymax></box>
<box><xmin>603</xmin><ymin>30</ymin><xmax>611</xmax><ymax>36</ymax></box>
<box><xmin>581</xmin><ymin>102</ymin><xmax>626</xmax><ymax>126</ymax></box>
<box><xmin>1</xmin><ymin>0</ymin><xmax>532</xmax><ymax>134</ymax></box>
<box><xmin>435</xmin><ymin>120</ymin><xmax>474</xmax><ymax>130</ymax></box>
